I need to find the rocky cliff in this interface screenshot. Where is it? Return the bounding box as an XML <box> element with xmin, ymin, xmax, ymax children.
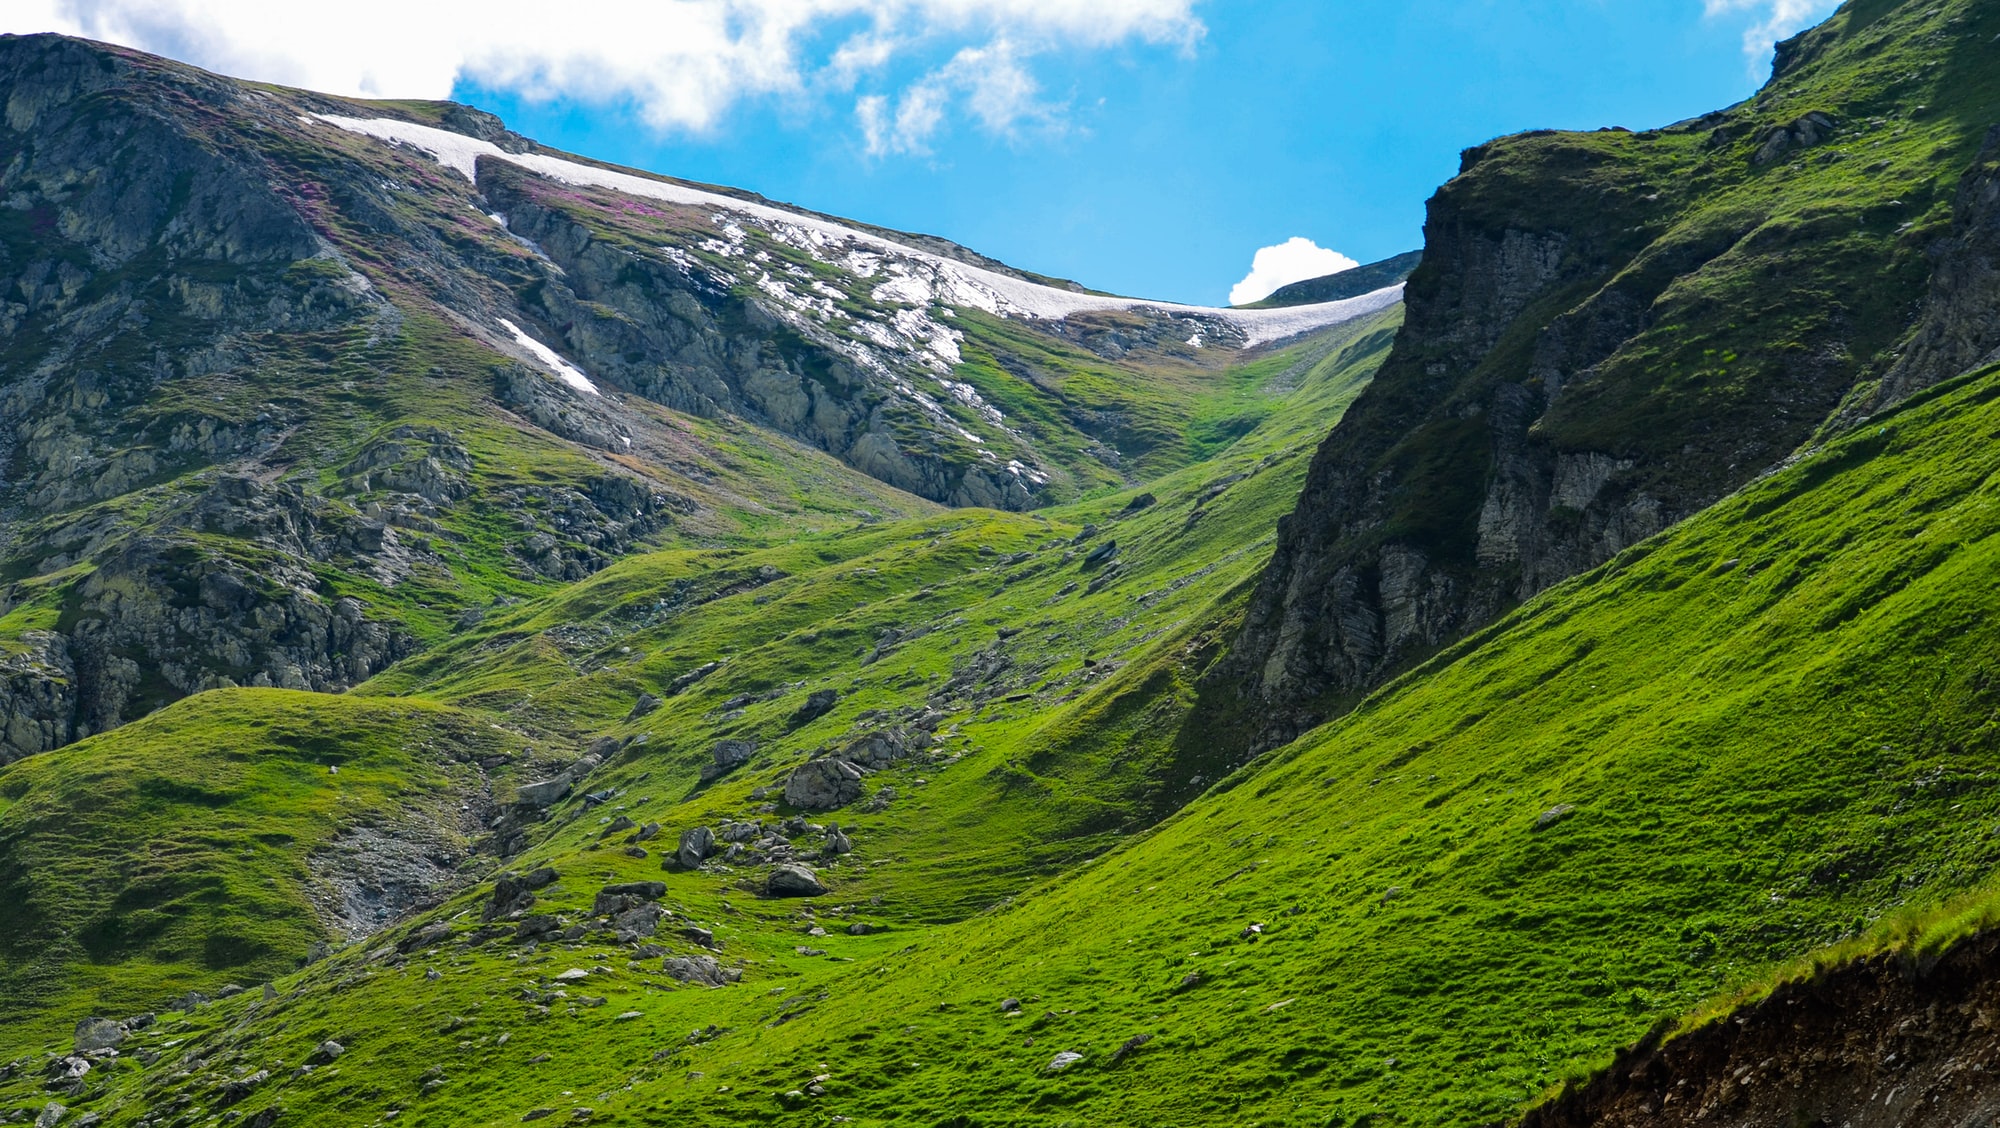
<box><xmin>1216</xmin><ymin>0</ymin><xmax>2000</xmax><ymax>753</ymax></box>
<box><xmin>0</xmin><ymin>33</ymin><xmax>1391</xmax><ymax>760</ymax></box>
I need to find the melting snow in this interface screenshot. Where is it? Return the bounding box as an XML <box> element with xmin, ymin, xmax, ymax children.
<box><xmin>313</xmin><ymin>114</ymin><xmax>1404</xmax><ymax>348</ymax></box>
<box><xmin>498</xmin><ymin>318</ymin><xmax>598</xmax><ymax>395</ymax></box>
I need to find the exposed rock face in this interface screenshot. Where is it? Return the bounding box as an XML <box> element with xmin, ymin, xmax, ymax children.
<box><xmin>1876</xmin><ymin>125</ymin><xmax>2000</xmax><ymax>404</ymax></box>
<box><xmin>1218</xmin><ymin>72</ymin><xmax>1962</xmax><ymax>754</ymax></box>
<box><xmin>1518</xmin><ymin>930</ymin><xmax>2000</xmax><ymax>1128</ymax></box>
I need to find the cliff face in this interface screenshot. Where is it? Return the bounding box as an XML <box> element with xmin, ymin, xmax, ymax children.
<box><xmin>1217</xmin><ymin>0</ymin><xmax>2000</xmax><ymax>753</ymax></box>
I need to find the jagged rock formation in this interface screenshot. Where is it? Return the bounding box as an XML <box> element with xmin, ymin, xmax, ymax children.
<box><xmin>1214</xmin><ymin>8</ymin><xmax>2000</xmax><ymax>754</ymax></box>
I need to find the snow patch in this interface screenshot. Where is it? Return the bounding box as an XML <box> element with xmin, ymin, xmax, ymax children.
<box><xmin>313</xmin><ymin>114</ymin><xmax>1403</xmax><ymax>348</ymax></box>
<box><xmin>498</xmin><ymin>318</ymin><xmax>598</xmax><ymax>395</ymax></box>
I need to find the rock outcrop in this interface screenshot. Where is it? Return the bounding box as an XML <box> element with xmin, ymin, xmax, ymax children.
<box><xmin>1875</xmin><ymin>125</ymin><xmax>2000</xmax><ymax>405</ymax></box>
<box><xmin>1215</xmin><ymin>50</ymin><xmax>1975</xmax><ymax>756</ymax></box>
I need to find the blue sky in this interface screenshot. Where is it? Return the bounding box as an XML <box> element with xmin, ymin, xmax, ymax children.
<box><xmin>13</xmin><ymin>0</ymin><xmax>1839</xmax><ymax>305</ymax></box>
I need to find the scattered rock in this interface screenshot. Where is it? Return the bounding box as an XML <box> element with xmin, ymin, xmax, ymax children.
<box><xmin>625</xmin><ymin>694</ymin><xmax>661</xmax><ymax>720</ymax></box>
<box><xmin>669</xmin><ymin>662</ymin><xmax>721</xmax><ymax>694</ymax></box>
<box><xmin>554</xmin><ymin>969</ymin><xmax>590</xmax><ymax>982</ymax></box>
<box><xmin>610</xmin><ymin>902</ymin><xmax>667</xmax><ymax>942</ymax></box>
<box><xmin>677</xmin><ymin>826</ymin><xmax>716</xmax><ymax>869</ymax></box>
<box><xmin>846</xmin><ymin>922</ymin><xmax>874</xmax><ymax>936</ymax></box>
<box><xmin>35</xmin><ymin>1103</ymin><xmax>64</xmax><ymax>1128</ymax></box>
<box><xmin>702</xmin><ymin>740</ymin><xmax>757</xmax><ymax>783</ymax></box>
<box><xmin>795</xmin><ymin>946</ymin><xmax>826</xmax><ymax>957</ymax></box>
<box><xmin>1046</xmin><ymin>1051</ymin><xmax>1085</xmax><ymax>1072</ymax></box>
<box><xmin>1533</xmin><ymin>803</ymin><xmax>1578</xmax><ymax>831</ymax></box>
<box><xmin>600</xmin><ymin>880</ymin><xmax>667</xmax><ymax>900</ymax></box>
<box><xmin>1108</xmin><ymin>1034</ymin><xmax>1153</xmax><ymax>1064</ymax></box>
<box><xmin>1081</xmin><ymin>541</ymin><xmax>1118</xmax><ymax>568</ymax></box>
<box><xmin>397</xmin><ymin>922</ymin><xmax>454</xmax><ymax>953</ymax></box>
<box><xmin>821</xmin><ymin>823</ymin><xmax>853</xmax><ymax>858</ymax></box>
<box><xmin>661</xmin><ymin>955</ymin><xmax>738</xmax><ymax>988</ymax></box>
<box><xmin>789</xmin><ymin>689</ymin><xmax>839</xmax><ymax>727</ymax></box>
<box><xmin>515</xmin><ymin>915</ymin><xmax>562</xmax><ymax>941</ymax></box>
<box><xmin>767</xmin><ymin>863</ymin><xmax>827</xmax><ymax>898</ymax></box>
<box><xmin>1752</xmin><ymin>110</ymin><xmax>1837</xmax><ymax>165</ymax></box>
<box><xmin>842</xmin><ymin>729</ymin><xmax>910</xmax><ymax>768</ymax></box>
<box><xmin>630</xmin><ymin>822</ymin><xmax>661</xmax><ymax>843</ymax></box>
<box><xmin>522</xmin><ymin>1110</ymin><xmax>556</xmax><ymax>1122</ymax></box>
<box><xmin>603</xmin><ymin>815</ymin><xmax>637</xmax><ymax>835</ymax></box>
<box><xmin>310</xmin><ymin>1041</ymin><xmax>344</xmax><ymax>1064</ymax></box>
<box><xmin>784</xmin><ymin>758</ymin><xmax>864</xmax><ymax>811</ymax></box>
<box><xmin>218</xmin><ymin>1069</ymin><xmax>270</xmax><ymax>1106</ymax></box>
<box><xmin>1000</xmin><ymin>998</ymin><xmax>1021</xmax><ymax>1013</ymax></box>
<box><xmin>72</xmin><ymin>1017</ymin><xmax>125</xmax><ymax>1053</ymax></box>
<box><xmin>683</xmin><ymin>926</ymin><xmax>718</xmax><ymax>949</ymax></box>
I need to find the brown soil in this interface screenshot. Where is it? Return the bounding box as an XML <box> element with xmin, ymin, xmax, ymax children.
<box><xmin>1519</xmin><ymin>931</ymin><xmax>2000</xmax><ymax>1128</ymax></box>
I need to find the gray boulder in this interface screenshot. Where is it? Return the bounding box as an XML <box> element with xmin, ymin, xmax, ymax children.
<box><xmin>842</xmin><ymin>729</ymin><xmax>909</xmax><ymax>768</ymax></box>
<box><xmin>701</xmin><ymin>739</ymin><xmax>757</xmax><ymax>782</ymax></box>
<box><xmin>784</xmin><ymin>758</ymin><xmax>864</xmax><ymax>811</ymax></box>
<box><xmin>677</xmin><ymin>826</ymin><xmax>716</xmax><ymax>869</ymax></box>
<box><xmin>514</xmin><ymin>777</ymin><xmax>571</xmax><ymax>809</ymax></box>
<box><xmin>789</xmin><ymin>689</ymin><xmax>839</xmax><ymax>727</ymax></box>
<box><xmin>610</xmin><ymin>902</ymin><xmax>667</xmax><ymax>942</ymax></box>
<box><xmin>73</xmin><ymin>1017</ymin><xmax>125</xmax><ymax>1052</ymax></box>
<box><xmin>662</xmin><ymin>955</ymin><xmax>739</xmax><ymax>988</ymax></box>
<box><xmin>767</xmin><ymin>863</ymin><xmax>827</xmax><ymax>898</ymax></box>
<box><xmin>821</xmin><ymin>824</ymin><xmax>853</xmax><ymax>858</ymax></box>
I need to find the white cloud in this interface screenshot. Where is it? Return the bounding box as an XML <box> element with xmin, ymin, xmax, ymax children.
<box><xmin>6</xmin><ymin>0</ymin><xmax>1201</xmax><ymax>138</ymax></box>
<box><xmin>859</xmin><ymin>38</ymin><xmax>1052</xmax><ymax>156</ymax></box>
<box><xmin>1703</xmin><ymin>0</ymin><xmax>1841</xmax><ymax>73</ymax></box>
<box><xmin>1229</xmin><ymin>238</ymin><xmax>1359</xmax><ymax>307</ymax></box>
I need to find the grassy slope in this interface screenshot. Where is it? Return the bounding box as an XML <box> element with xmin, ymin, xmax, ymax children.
<box><xmin>10</xmin><ymin>348</ymin><xmax>2000</xmax><ymax>1127</ymax></box>
<box><xmin>0</xmin><ymin>690</ymin><xmax>533</xmax><ymax>1046</ymax></box>
<box><xmin>0</xmin><ymin>311</ymin><xmax>1395</xmax><ymax>1106</ymax></box>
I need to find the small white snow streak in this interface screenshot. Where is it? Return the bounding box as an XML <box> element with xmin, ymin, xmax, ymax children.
<box><xmin>317</xmin><ymin>114</ymin><xmax>1401</xmax><ymax>348</ymax></box>
<box><xmin>498</xmin><ymin>318</ymin><xmax>598</xmax><ymax>395</ymax></box>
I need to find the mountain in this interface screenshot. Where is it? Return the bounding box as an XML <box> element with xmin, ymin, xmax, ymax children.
<box><xmin>0</xmin><ymin>32</ymin><xmax>1397</xmax><ymax>764</ymax></box>
<box><xmin>4</xmin><ymin>2</ymin><xmax>2000</xmax><ymax>1127</ymax></box>
<box><xmin>1213</xmin><ymin>0</ymin><xmax>2000</xmax><ymax>753</ymax></box>
<box><xmin>1249</xmin><ymin>249</ymin><xmax>1424</xmax><ymax>308</ymax></box>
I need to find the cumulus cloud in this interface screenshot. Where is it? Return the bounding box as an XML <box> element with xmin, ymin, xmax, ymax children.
<box><xmin>6</xmin><ymin>0</ymin><xmax>1201</xmax><ymax>138</ymax></box>
<box><xmin>1229</xmin><ymin>238</ymin><xmax>1359</xmax><ymax>307</ymax></box>
<box><xmin>1703</xmin><ymin>0</ymin><xmax>1841</xmax><ymax>72</ymax></box>
<box><xmin>859</xmin><ymin>38</ymin><xmax>1052</xmax><ymax>156</ymax></box>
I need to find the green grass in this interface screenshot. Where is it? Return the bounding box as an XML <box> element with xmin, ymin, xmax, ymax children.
<box><xmin>8</xmin><ymin>345</ymin><xmax>2000</xmax><ymax>1125</ymax></box>
<box><xmin>0</xmin><ymin>690</ymin><xmax>533</xmax><ymax>1048</ymax></box>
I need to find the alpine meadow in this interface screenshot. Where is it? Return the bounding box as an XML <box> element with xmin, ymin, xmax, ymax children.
<box><xmin>5</xmin><ymin>2</ymin><xmax>2000</xmax><ymax>1126</ymax></box>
